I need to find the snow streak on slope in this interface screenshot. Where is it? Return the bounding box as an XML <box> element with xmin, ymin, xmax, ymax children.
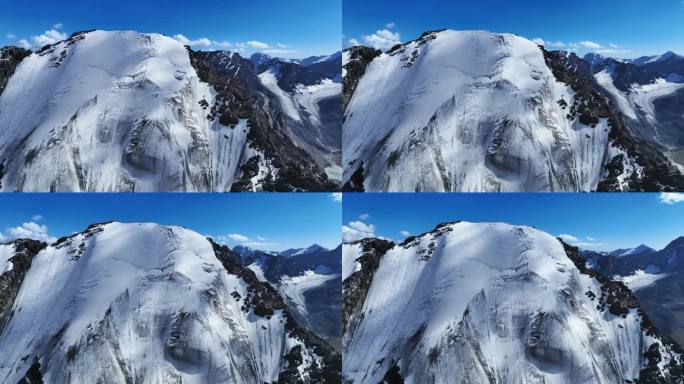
<box><xmin>343</xmin><ymin>30</ymin><xmax>621</xmax><ymax>192</ymax></box>
<box><xmin>0</xmin><ymin>223</ymin><xmax>329</xmax><ymax>383</ymax></box>
<box><xmin>0</xmin><ymin>243</ymin><xmax>15</xmax><ymax>274</ymax></box>
<box><xmin>0</xmin><ymin>31</ymin><xmax>255</xmax><ymax>192</ymax></box>
<box><xmin>343</xmin><ymin>222</ymin><xmax>682</xmax><ymax>383</ymax></box>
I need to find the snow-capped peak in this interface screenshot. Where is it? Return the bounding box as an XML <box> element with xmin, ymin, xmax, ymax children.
<box><xmin>343</xmin><ymin>221</ymin><xmax>683</xmax><ymax>383</ymax></box>
<box><xmin>0</xmin><ymin>222</ymin><xmax>339</xmax><ymax>383</ymax></box>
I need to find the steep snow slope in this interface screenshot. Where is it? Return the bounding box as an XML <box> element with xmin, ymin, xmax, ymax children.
<box><xmin>0</xmin><ymin>31</ymin><xmax>253</xmax><ymax>191</ymax></box>
<box><xmin>0</xmin><ymin>222</ymin><xmax>339</xmax><ymax>383</ymax></box>
<box><xmin>343</xmin><ymin>30</ymin><xmax>683</xmax><ymax>191</ymax></box>
<box><xmin>342</xmin><ymin>222</ymin><xmax>683</xmax><ymax>383</ymax></box>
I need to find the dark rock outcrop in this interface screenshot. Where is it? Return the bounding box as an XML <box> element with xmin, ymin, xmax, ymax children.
<box><xmin>0</xmin><ymin>46</ymin><xmax>30</xmax><ymax>96</ymax></box>
<box><xmin>0</xmin><ymin>239</ymin><xmax>47</xmax><ymax>332</ymax></box>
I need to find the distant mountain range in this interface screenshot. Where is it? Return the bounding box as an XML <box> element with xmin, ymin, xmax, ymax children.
<box><xmin>0</xmin><ymin>30</ymin><xmax>342</xmax><ymax>191</ymax></box>
<box><xmin>233</xmin><ymin>243</ymin><xmax>343</xmax><ymax>349</ymax></box>
<box><xmin>583</xmin><ymin>236</ymin><xmax>684</xmax><ymax>347</ymax></box>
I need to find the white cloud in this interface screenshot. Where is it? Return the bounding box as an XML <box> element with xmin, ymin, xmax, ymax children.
<box><xmin>547</xmin><ymin>41</ymin><xmax>567</xmax><ymax>48</ymax></box>
<box><xmin>359</xmin><ymin>213</ymin><xmax>370</xmax><ymax>221</ymax></box>
<box><xmin>342</xmin><ymin>220</ymin><xmax>378</xmax><ymax>242</ymax></box>
<box><xmin>262</xmin><ymin>48</ymin><xmax>298</xmax><ymax>56</ymax></box>
<box><xmin>247</xmin><ymin>40</ymin><xmax>270</xmax><ymax>49</ymax></box>
<box><xmin>558</xmin><ymin>233</ymin><xmax>579</xmax><ymax>242</ymax></box>
<box><xmin>330</xmin><ymin>193</ymin><xmax>342</xmax><ymax>202</ymax></box>
<box><xmin>660</xmin><ymin>192</ymin><xmax>684</xmax><ymax>204</ymax></box>
<box><xmin>579</xmin><ymin>41</ymin><xmax>602</xmax><ymax>49</ymax></box>
<box><xmin>400</xmin><ymin>230</ymin><xmax>412</xmax><ymax>237</ymax></box>
<box><xmin>256</xmin><ymin>236</ymin><xmax>267</xmax><ymax>241</ymax></box>
<box><xmin>609</xmin><ymin>43</ymin><xmax>619</xmax><ymax>49</ymax></box>
<box><xmin>241</xmin><ymin>241</ymin><xmax>277</xmax><ymax>248</ymax></box>
<box><xmin>532</xmin><ymin>38</ymin><xmax>545</xmax><ymax>46</ymax></box>
<box><xmin>276</xmin><ymin>42</ymin><xmax>287</xmax><ymax>48</ymax></box>
<box><xmin>362</xmin><ymin>29</ymin><xmax>401</xmax><ymax>50</ymax></box>
<box><xmin>31</xmin><ymin>29</ymin><xmax>68</xmax><ymax>47</ymax></box>
<box><xmin>32</xmin><ymin>214</ymin><xmax>43</xmax><ymax>222</ymax></box>
<box><xmin>558</xmin><ymin>233</ymin><xmax>603</xmax><ymax>249</ymax></box>
<box><xmin>173</xmin><ymin>34</ymin><xmax>211</xmax><ymax>47</ymax></box>
<box><xmin>595</xmin><ymin>49</ymin><xmax>630</xmax><ymax>55</ymax></box>
<box><xmin>5</xmin><ymin>33</ymin><xmax>15</xmax><ymax>39</ymax></box>
<box><xmin>212</xmin><ymin>40</ymin><xmax>233</xmax><ymax>48</ymax></box>
<box><xmin>226</xmin><ymin>233</ymin><xmax>250</xmax><ymax>242</ymax></box>
<box><xmin>348</xmin><ymin>38</ymin><xmax>360</xmax><ymax>46</ymax></box>
<box><xmin>385</xmin><ymin>22</ymin><xmax>396</xmax><ymax>29</ymax></box>
<box><xmin>4</xmin><ymin>221</ymin><xmax>57</xmax><ymax>243</ymax></box>
<box><xmin>18</xmin><ymin>39</ymin><xmax>32</xmax><ymax>50</ymax></box>
<box><xmin>53</xmin><ymin>23</ymin><xmax>63</xmax><ymax>30</ymax></box>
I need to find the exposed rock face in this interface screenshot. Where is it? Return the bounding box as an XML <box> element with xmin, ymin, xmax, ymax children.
<box><xmin>0</xmin><ymin>239</ymin><xmax>46</xmax><ymax>330</ymax></box>
<box><xmin>0</xmin><ymin>30</ymin><xmax>338</xmax><ymax>192</ymax></box>
<box><xmin>342</xmin><ymin>30</ymin><xmax>684</xmax><ymax>192</ymax></box>
<box><xmin>342</xmin><ymin>221</ymin><xmax>683</xmax><ymax>384</ymax></box>
<box><xmin>342</xmin><ymin>46</ymin><xmax>381</xmax><ymax>109</ymax></box>
<box><xmin>0</xmin><ymin>222</ymin><xmax>341</xmax><ymax>383</ymax></box>
<box><xmin>0</xmin><ymin>46</ymin><xmax>30</xmax><ymax>96</ymax></box>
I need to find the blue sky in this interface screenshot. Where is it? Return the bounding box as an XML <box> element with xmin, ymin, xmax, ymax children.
<box><xmin>343</xmin><ymin>193</ymin><xmax>684</xmax><ymax>252</ymax></box>
<box><xmin>0</xmin><ymin>193</ymin><xmax>342</xmax><ymax>251</ymax></box>
<box><xmin>344</xmin><ymin>0</ymin><xmax>684</xmax><ymax>58</ymax></box>
<box><xmin>0</xmin><ymin>0</ymin><xmax>341</xmax><ymax>58</ymax></box>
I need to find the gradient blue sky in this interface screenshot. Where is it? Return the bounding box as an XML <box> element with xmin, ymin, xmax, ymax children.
<box><xmin>344</xmin><ymin>0</ymin><xmax>684</xmax><ymax>58</ymax></box>
<box><xmin>0</xmin><ymin>0</ymin><xmax>341</xmax><ymax>58</ymax></box>
<box><xmin>0</xmin><ymin>193</ymin><xmax>342</xmax><ymax>251</ymax></box>
<box><xmin>343</xmin><ymin>193</ymin><xmax>684</xmax><ymax>252</ymax></box>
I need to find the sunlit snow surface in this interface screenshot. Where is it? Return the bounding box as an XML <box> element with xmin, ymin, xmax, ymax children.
<box><xmin>0</xmin><ymin>31</ymin><xmax>253</xmax><ymax>191</ymax></box>
<box><xmin>0</xmin><ymin>223</ymin><xmax>320</xmax><ymax>383</ymax></box>
<box><xmin>343</xmin><ymin>30</ymin><xmax>621</xmax><ymax>192</ymax></box>
<box><xmin>343</xmin><ymin>222</ymin><xmax>680</xmax><ymax>383</ymax></box>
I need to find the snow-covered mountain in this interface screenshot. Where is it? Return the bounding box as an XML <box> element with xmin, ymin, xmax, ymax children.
<box><xmin>279</xmin><ymin>244</ymin><xmax>330</xmax><ymax>258</ymax></box>
<box><xmin>586</xmin><ymin>51</ymin><xmax>684</xmax><ymax>172</ymax></box>
<box><xmin>241</xmin><ymin>244</ymin><xmax>342</xmax><ymax>348</ymax></box>
<box><xmin>0</xmin><ymin>222</ymin><xmax>340</xmax><ymax>383</ymax></box>
<box><xmin>251</xmin><ymin>52</ymin><xmax>343</xmax><ymax>182</ymax></box>
<box><xmin>0</xmin><ymin>30</ymin><xmax>339</xmax><ymax>191</ymax></box>
<box><xmin>342</xmin><ymin>30</ymin><xmax>684</xmax><ymax>192</ymax></box>
<box><xmin>342</xmin><ymin>221</ymin><xmax>683</xmax><ymax>383</ymax></box>
<box><xmin>609</xmin><ymin>244</ymin><xmax>657</xmax><ymax>258</ymax></box>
